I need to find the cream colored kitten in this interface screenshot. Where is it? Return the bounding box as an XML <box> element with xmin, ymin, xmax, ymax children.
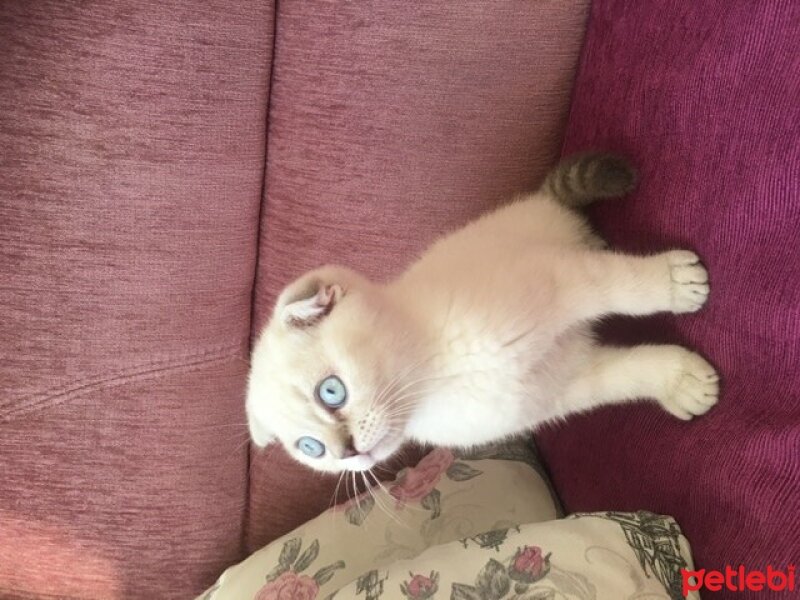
<box><xmin>247</xmin><ymin>154</ymin><xmax>719</xmax><ymax>473</ymax></box>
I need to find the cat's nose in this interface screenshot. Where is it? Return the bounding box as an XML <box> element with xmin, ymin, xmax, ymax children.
<box><xmin>341</xmin><ymin>436</ymin><xmax>358</xmax><ymax>458</ymax></box>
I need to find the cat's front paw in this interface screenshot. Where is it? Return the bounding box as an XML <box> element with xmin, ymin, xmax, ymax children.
<box><xmin>666</xmin><ymin>250</ymin><xmax>710</xmax><ymax>313</ymax></box>
<box><xmin>660</xmin><ymin>350</ymin><xmax>720</xmax><ymax>420</ymax></box>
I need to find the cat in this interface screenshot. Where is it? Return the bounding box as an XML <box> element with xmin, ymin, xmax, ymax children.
<box><xmin>246</xmin><ymin>153</ymin><xmax>719</xmax><ymax>473</ymax></box>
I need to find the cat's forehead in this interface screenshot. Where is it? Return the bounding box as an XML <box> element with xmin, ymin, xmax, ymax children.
<box><xmin>266</xmin><ymin>312</ymin><xmax>366</xmax><ymax>372</ymax></box>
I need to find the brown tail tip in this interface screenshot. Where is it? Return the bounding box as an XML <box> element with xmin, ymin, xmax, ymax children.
<box><xmin>543</xmin><ymin>152</ymin><xmax>637</xmax><ymax>207</ymax></box>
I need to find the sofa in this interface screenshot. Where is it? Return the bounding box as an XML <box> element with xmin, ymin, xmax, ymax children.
<box><xmin>1</xmin><ymin>1</ymin><xmax>797</xmax><ymax>598</ymax></box>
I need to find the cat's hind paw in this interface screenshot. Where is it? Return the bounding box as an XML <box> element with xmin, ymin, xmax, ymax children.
<box><xmin>660</xmin><ymin>351</ymin><xmax>720</xmax><ymax>420</ymax></box>
<box><xmin>667</xmin><ymin>250</ymin><xmax>710</xmax><ymax>313</ymax></box>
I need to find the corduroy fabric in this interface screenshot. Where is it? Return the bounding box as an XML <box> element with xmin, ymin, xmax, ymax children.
<box><xmin>247</xmin><ymin>0</ymin><xmax>590</xmax><ymax>551</ymax></box>
<box><xmin>0</xmin><ymin>2</ymin><xmax>273</xmax><ymax>597</ymax></box>
<box><xmin>536</xmin><ymin>0</ymin><xmax>800</xmax><ymax>589</ymax></box>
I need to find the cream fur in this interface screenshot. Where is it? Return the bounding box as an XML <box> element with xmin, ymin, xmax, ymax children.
<box><xmin>247</xmin><ymin>186</ymin><xmax>719</xmax><ymax>473</ymax></box>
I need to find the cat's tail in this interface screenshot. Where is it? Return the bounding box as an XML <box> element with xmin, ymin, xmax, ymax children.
<box><xmin>541</xmin><ymin>152</ymin><xmax>636</xmax><ymax>208</ymax></box>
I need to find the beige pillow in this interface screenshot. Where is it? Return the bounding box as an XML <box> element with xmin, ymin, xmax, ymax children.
<box><xmin>198</xmin><ymin>443</ymin><xmax>698</xmax><ymax>600</ymax></box>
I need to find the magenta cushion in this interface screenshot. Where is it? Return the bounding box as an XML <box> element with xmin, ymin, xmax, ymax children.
<box><xmin>536</xmin><ymin>0</ymin><xmax>800</xmax><ymax>581</ymax></box>
<box><xmin>247</xmin><ymin>0</ymin><xmax>591</xmax><ymax>551</ymax></box>
<box><xmin>0</xmin><ymin>2</ymin><xmax>273</xmax><ymax>597</ymax></box>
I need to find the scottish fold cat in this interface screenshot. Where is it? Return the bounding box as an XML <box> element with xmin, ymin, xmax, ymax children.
<box><xmin>246</xmin><ymin>154</ymin><xmax>718</xmax><ymax>474</ymax></box>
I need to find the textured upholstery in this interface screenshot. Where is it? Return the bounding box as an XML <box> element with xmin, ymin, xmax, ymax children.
<box><xmin>1</xmin><ymin>1</ymin><xmax>591</xmax><ymax>596</ymax></box>
<box><xmin>0</xmin><ymin>1</ymin><xmax>273</xmax><ymax>597</ymax></box>
<box><xmin>14</xmin><ymin>1</ymin><xmax>790</xmax><ymax>597</ymax></box>
<box><xmin>246</xmin><ymin>0</ymin><xmax>591</xmax><ymax>551</ymax></box>
<box><xmin>536</xmin><ymin>0</ymin><xmax>800</xmax><ymax>582</ymax></box>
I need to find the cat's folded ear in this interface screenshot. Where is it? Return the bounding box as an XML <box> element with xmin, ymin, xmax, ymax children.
<box><xmin>275</xmin><ymin>265</ymin><xmax>357</xmax><ymax>328</ymax></box>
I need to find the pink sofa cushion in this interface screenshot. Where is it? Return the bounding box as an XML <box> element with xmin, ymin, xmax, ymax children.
<box><xmin>0</xmin><ymin>2</ymin><xmax>273</xmax><ymax>597</ymax></box>
<box><xmin>247</xmin><ymin>0</ymin><xmax>591</xmax><ymax>550</ymax></box>
<box><xmin>536</xmin><ymin>0</ymin><xmax>800</xmax><ymax>580</ymax></box>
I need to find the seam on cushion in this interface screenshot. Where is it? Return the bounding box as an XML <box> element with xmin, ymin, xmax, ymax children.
<box><xmin>0</xmin><ymin>586</ymin><xmax>94</xmax><ymax>600</ymax></box>
<box><xmin>247</xmin><ymin>0</ymin><xmax>279</xmax><ymax>351</ymax></box>
<box><xmin>0</xmin><ymin>342</ymin><xmax>245</xmax><ymax>421</ymax></box>
<box><xmin>558</xmin><ymin>0</ymin><xmax>594</xmax><ymax>158</ymax></box>
<box><xmin>241</xmin><ymin>0</ymin><xmax>281</xmax><ymax>561</ymax></box>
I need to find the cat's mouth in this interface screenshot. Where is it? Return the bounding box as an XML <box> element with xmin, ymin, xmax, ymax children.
<box><xmin>339</xmin><ymin>433</ymin><xmax>401</xmax><ymax>472</ymax></box>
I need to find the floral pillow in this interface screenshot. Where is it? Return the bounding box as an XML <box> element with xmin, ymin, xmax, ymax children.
<box><xmin>197</xmin><ymin>442</ymin><xmax>698</xmax><ymax>600</ymax></box>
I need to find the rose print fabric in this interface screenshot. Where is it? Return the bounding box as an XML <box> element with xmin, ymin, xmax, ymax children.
<box><xmin>197</xmin><ymin>443</ymin><xmax>699</xmax><ymax>600</ymax></box>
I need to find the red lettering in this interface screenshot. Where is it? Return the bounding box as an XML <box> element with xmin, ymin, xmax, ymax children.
<box><xmin>705</xmin><ymin>571</ymin><xmax>723</xmax><ymax>591</ymax></box>
<box><xmin>746</xmin><ymin>571</ymin><xmax>765</xmax><ymax>591</ymax></box>
<box><xmin>724</xmin><ymin>565</ymin><xmax>738</xmax><ymax>591</ymax></box>
<box><xmin>767</xmin><ymin>565</ymin><xmax>787</xmax><ymax>591</ymax></box>
<box><xmin>682</xmin><ymin>569</ymin><xmax>704</xmax><ymax>597</ymax></box>
<box><xmin>683</xmin><ymin>564</ymin><xmax>798</xmax><ymax>594</ymax></box>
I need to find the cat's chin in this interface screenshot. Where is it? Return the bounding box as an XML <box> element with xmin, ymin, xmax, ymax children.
<box><xmin>339</xmin><ymin>454</ymin><xmax>376</xmax><ymax>472</ymax></box>
<box><xmin>338</xmin><ymin>434</ymin><xmax>404</xmax><ymax>472</ymax></box>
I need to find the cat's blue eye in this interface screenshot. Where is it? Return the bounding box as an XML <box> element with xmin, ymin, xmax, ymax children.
<box><xmin>316</xmin><ymin>375</ymin><xmax>347</xmax><ymax>409</ymax></box>
<box><xmin>296</xmin><ymin>436</ymin><xmax>325</xmax><ymax>458</ymax></box>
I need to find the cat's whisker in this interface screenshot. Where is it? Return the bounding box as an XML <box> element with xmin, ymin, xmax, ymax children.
<box><xmin>367</xmin><ymin>472</ymin><xmax>396</xmax><ymax>530</ymax></box>
<box><xmin>370</xmin><ymin>367</ymin><xmax>409</xmax><ymax>413</ymax></box>
<box><xmin>325</xmin><ymin>472</ymin><xmax>343</xmax><ymax>526</ymax></box>
<box><xmin>366</xmin><ymin>469</ymin><xmax>393</xmax><ymax>499</ymax></box>
<box><xmin>383</xmin><ymin>425</ymin><xmax>409</xmax><ymax>435</ymax></box>
<box><xmin>352</xmin><ymin>473</ymin><xmax>375</xmax><ymax>526</ymax></box>
<box><xmin>379</xmin><ymin>402</ymin><xmax>424</xmax><ymax>418</ymax></box>
<box><xmin>378</xmin><ymin>401</ymin><xmax>427</xmax><ymax>422</ymax></box>
<box><xmin>378</xmin><ymin>406</ymin><xmax>417</xmax><ymax>419</ymax></box>
<box><xmin>343</xmin><ymin>469</ymin><xmax>354</xmax><ymax>506</ymax></box>
<box><xmin>380</xmin><ymin>365</ymin><xmax>502</xmax><ymax>419</ymax></box>
<box><xmin>369</xmin><ymin>355</ymin><xmax>426</xmax><ymax>412</ymax></box>
<box><xmin>356</xmin><ymin>472</ymin><xmax>372</xmax><ymax>523</ymax></box>
<box><xmin>369</xmin><ymin>469</ymin><xmax>421</xmax><ymax>522</ymax></box>
<box><xmin>329</xmin><ymin>470</ymin><xmax>346</xmax><ymax>511</ymax></box>
<box><xmin>381</xmin><ymin>387</ymin><xmax>437</xmax><ymax>414</ymax></box>
<box><xmin>385</xmin><ymin>389</ymin><xmax>432</xmax><ymax>405</ymax></box>
<box><xmin>381</xmin><ymin>374</ymin><xmax>438</xmax><ymax>410</ymax></box>
<box><xmin>364</xmin><ymin>470</ymin><xmax>406</xmax><ymax>528</ymax></box>
<box><xmin>382</xmin><ymin>369</ymin><xmax>479</xmax><ymax>413</ymax></box>
<box><xmin>370</xmin><ymin>347</ymin><xmax>448</xmax><ymax>414</ymax></box>
<box><xmin>223</xmin><ymin>434</ymin><xmax>252</xmax><ymax>462</ymax></box>
<box><xmin>359</xmin><ymin>472</ymin><xmax>383</xmax><ymax>529</ymax></box>
<box><xmin>383</xmin><ymin>414</ymin><xmax>411</xmax><ymax>428</ymax></box>
<box><xmin>376</xmin><ymin>412</ymin><xmax>414</xmax><ymax>426</ymax></box>
<box><xmin>369</xmin><ymin>350</ymin><xmax>442</xmax><ymax>415</ymax></box>
<box><xmin>233</xmin><ymin>433</ymin><xmax>252</xmax><ymax>449</ymax></box>
<box><xmin>371</xmin><ymin>467</ymin><xmax>394</xmax><ymax>478</ymax></box>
